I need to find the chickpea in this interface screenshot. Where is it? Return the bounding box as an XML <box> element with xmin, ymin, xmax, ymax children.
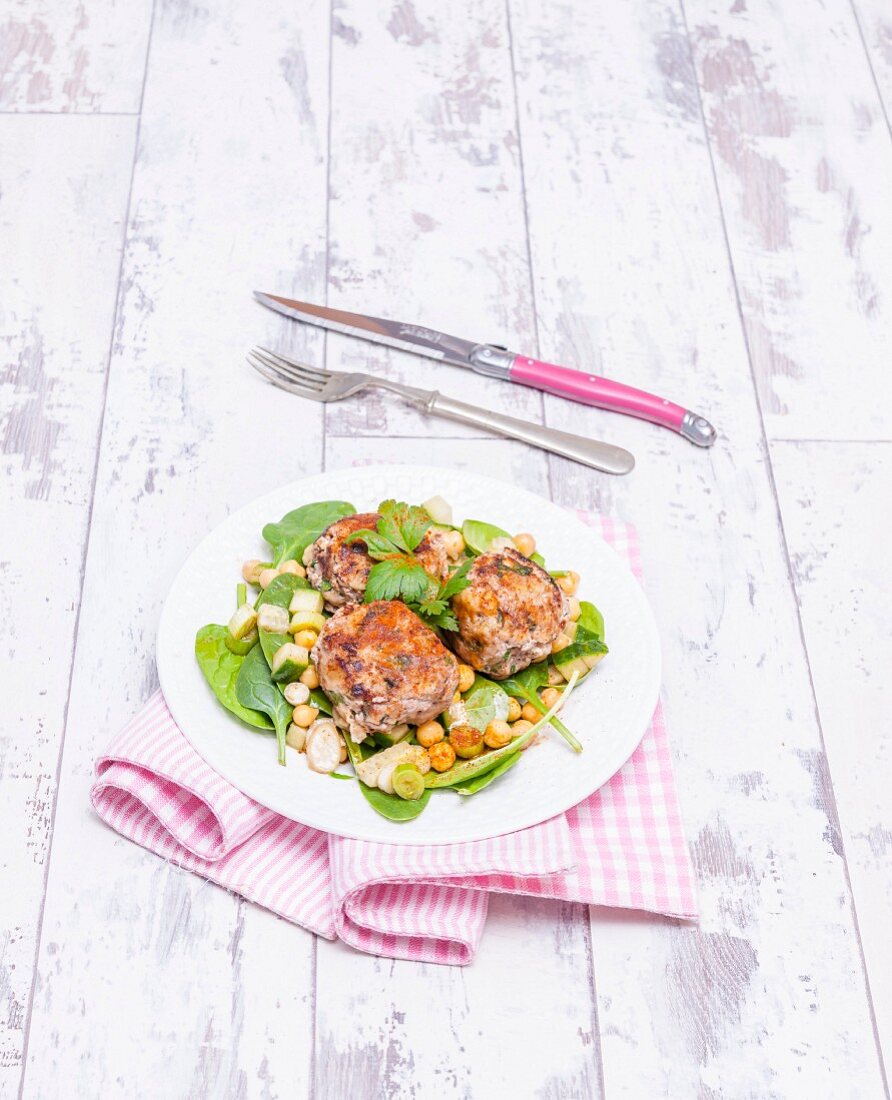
<box><xmin>449</xmin><ymin>724</ymin><xmax>484</xmax><ymax>759</ymax></box>
<box><xmin>521</xmin><ymin>703</ymin><xmax>539</xmax><ymax>723</ymax></box>
<box><xmin>283</xmin><ymin>682</ymin><xmax>310</xmax><ymax>706</ymax></box>
<box><xmin>279</xmin><ymin>559</ymin><xmax>307</xmax><ymax>578</ymax></box>
<box><xmin>506</xmin><ymin>697</ymin><xmax>523</xmax><ymax>722</ymax></box>
<box><xmin>557</xmin><ymin>571</ymin><xmax>580</xmax><ymax>596</ymax></box>
<box><xmin>444</xmin><ymin>530</ymin><xmax>465</xmax><ymax>559</ymax></box>
<box><xmin>484</xmin><ymin>719</ymin><xmax>513</xmax><ymax>749</ymax></box>
<box><xmin>540</xmin><ymin>687</ymin><xmax>562</xmax><ymax>709</ymax></box>
<box><xmin>292</xmin><ymin>704</ymin><xmax>319</xmax><ymax>728</ymax></box>
<box><xmin>452</xmin><ymin>690</ymin><xmax>462</xmax><ymax>704</ymax></box>
<box><xmin>242</xmin><ymin>559</ymin><xmax>266</xmax><ymax>585</ymax></box>
<box><xmin>301</xmin><ymin>545</ymin><xmax>315</xmax><ymax>567</ymax></box>
<box><xmin>567</xmin><ymin>596</ymin><xmax>581</xmax><ymax>622</ymax></box>
<box><xmin>258</xmin><ymin>567</ymin><xmax>279</xmax><ymax>589</ymax></box>
<box><xmin>551</xmin><ymin>633</ymin><xmax>571</xmax><ymax>655</ymax></box>
<box><xmin>293</xmin><ymin>629</ymin><xmax>319</xmax><ymax>650</ymax></box>
<box><xmin>428</xmin><ymin>741</ymin><xmax>456</xmax><ymax>772</ymax></box>
<box><xmin>286</xmin><ymin>723</ymin><xmax>307</xmax><ymax>752</ymax></box>
<box><xmin>457</xmin><ymin>664</ymin><xmax>476</xmax><ymax>693</ymax></box>
<box><xmin>511</xmin><ymin>719</ymin><xmax>535</xmax><ymax>747</ymax></box>
<box><xmin>300</xmin><ymin>665</ymin><xmax>320</xmax><ymax>689</ymax></box>
<box><xmin>339</xmin><ymin>736</ymin><xmax>348</xmax><ymax>764</ymax></box>
<box><xmin>416</xmin><ymin>720</ymin><xmax>445</xmax><ymax>748</ymax></box>
<box><xmin>513</xmin><ymin>532</ymin><xmax>536</xmax><ymax>557</ymax></box>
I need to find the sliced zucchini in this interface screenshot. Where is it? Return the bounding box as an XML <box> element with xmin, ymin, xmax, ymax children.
<box><xmin>227</xmin><ymin>603</ymin><xmax>257</xmax><ymax>641</ymax></box>
<box><xmin>271</xmin><ymin>642</ymin><xmax>310</xmax><ymax>683</ymax></box>
<box><xmin>289</xmin><ymin>589</ymin><xmax>324</xmax><ymax>615</ymax></box>
<box><xmin>289</xmin><ymin>610</ymin><xmax>327</xmax><ymax>635</ymax></box>
<box><xmin>257</xmin><ymin>604</ymin><xmax>290</xmax><ymax>634</ymax></box>
<box><xmin>564</xmin><ymin>619</ymin><xmax>578</xmax><ymax>642</ymax></box>
<box><xmin>553</xmin><ymin>654</ymin><xmax>591</xmax><ymax>681</ymax></box>
<box><xmin>422</xmin><ymin>494</ymin><xmax>453</xmax><ymax>526</ymax></box>
<box><xmin>372</xmin><ymin>724</ymin><xmax>412</xmax><ymax>749</ymax></box>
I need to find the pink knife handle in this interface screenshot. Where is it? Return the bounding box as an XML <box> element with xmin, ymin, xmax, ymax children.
<box><xmin>508</xmin><ymin>355</ymin><xmax>716</xmax><ymax>446</ymax></box>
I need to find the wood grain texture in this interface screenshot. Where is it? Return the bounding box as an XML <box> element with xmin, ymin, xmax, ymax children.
<box><xmin>0</xmin><ymin>113</ymin><xmax>136</xmax><ymax>1094</ymax></box>
<box><xmin>509</xmin><ymin>0</ymin><xmax>888</xmax><ymax>1092</ymax></box>
<box><xmin>322</xmin><ymin>0</ymin><xmax>544</xmax><ymax>440</ymax></box>
<box><xmin>852</xmin><ymin>0</ymin><xmax>892</xmax><ymax>124</ymax></box>
<box><xmin>3</xmin><ymin>0</ymin><xmax>891</xmax><ymax>1096</ymax></box>
<box><xmin>773</xmin><ymin>440</ymin><xmax>892</xmax><ymax>1076</ymax></box>
<box><xmin>685</xmin><ymin>0</ymin><xmax>892</xmax><ymax>442</ymax></box>
<box><xmin>0</xmin><ymin>0</ymin><xmax>153</xmax><ymax>112</ymax></box>
<box><xmin>18</xmin><ymin>0</ymin><xmax>331</xmax><ymax>1095</ymax></box>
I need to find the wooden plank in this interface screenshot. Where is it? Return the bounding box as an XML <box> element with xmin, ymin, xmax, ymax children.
<box><xmin>316</xmin><ymin>435</ymin><xmax>604</xmax><ymax>1100</ymax></box>
<box><xmin>18</xmin><ymin>1</ymin><xmax>331</xmax><ymax>1095</ymax></box>
<box><xmin>773</xmin><ymin>440</ymin><xmax>892</xmax><ymax>1078</ymax></box>
<box><xmin>853</xmin><ymin>0</ymin><xmax>892</xmax><ymax>120</ymax></box>
<box><xmin>509</xmin><ymin>0</ymin><xmax>888</xmax><ymax>1093</ymax></box>
<box><xmin>322</xmin><ymin>0</ymin><xmax>544</xmax><ymax>441</ymax></box>
<box><xmin>685</xmin><ymin>0</ymin><xmax>892</xmax><ymax>442</ymax></box>
<box><xmin>0</xmin><ymin>0</ymin><xmax>152</xmax><ymax>113</ymax></box>
<box><xmin>0</xmin><ymin>112</ymin><xmax>136</xmax><ymax>1096</ymax></box>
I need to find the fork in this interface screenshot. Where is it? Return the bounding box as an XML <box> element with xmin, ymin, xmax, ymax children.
<box><xmin>248</xmin><ymin>347</ymin><xmax>635</xmax><ymax>474</ymax></box>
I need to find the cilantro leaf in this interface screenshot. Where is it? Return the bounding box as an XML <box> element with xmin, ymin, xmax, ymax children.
<box><xmin>438</xmin><ymin>558</ymin><xmax>473</xmax><ymax>601</ymax></box>
<box><xmin>364</xmin><ymin>557</ymin><xmax>432</xmax><ymax>603</ymax></box>
<box><xmin>344</xmin><ymin>528</ymin><xmax>399</xmax><ymax>560</ymax></box>
<box><xmin>377</xmin><ymin>499</ymin><xmax>432</xmax><ymax>553</ymax></box>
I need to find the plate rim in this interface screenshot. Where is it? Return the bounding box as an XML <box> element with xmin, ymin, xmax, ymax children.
<box><xmin>156</xmin><ymin>463</ymin><xmax>662</xmax><ymax>845</ymax></box>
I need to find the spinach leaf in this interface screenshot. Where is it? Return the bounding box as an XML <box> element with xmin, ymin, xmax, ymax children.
<box><xmin>255</xmin><ymin>571</ymin><xmax>311</xmax><ymax>610</ymax></box>
<box><xmin>343</xmin><ymin>736</ymin><xmax>431</xmax><ymax>821</ymax></box>
<box><xmin>309</xmin><ymin>688</ymin><xmax>332</xmax><ymax>715</ymax></box>
<box><xmin>447</xmin><ymin>677</ymin><xmax>509</xmax><ymax>732</ymax></box>
<box><xmin>262</xmin><ymin>500</ymin><xmax>355</xmax><ymax>566</ymax></box>
<box><xmin>235</xmin><ymin>643</ymin><xmax>292</xmax><ymax>765</ymax></box>
<box><xmin>501</xmin><ymin>661</ymin><xmax>583</xmax><ymax>754</ymax></box>
<box><xmin>557</xmin><ymin>600</ymin><xmax>608</xmax><ymax>666</ymax></box>
<box><xmin>195</xmin><ymin>625</ymin><xmax>273</xmax><ymax>730</ymax></box>
<box><xmin>451</xmin><ymin>751</ymin><xmax>521</xmax><ymax>795</ymax></box>
<box><xmin>461</xmin><ymin>518</ymin><xmax>511</xmax><ymax>555</ymax></box>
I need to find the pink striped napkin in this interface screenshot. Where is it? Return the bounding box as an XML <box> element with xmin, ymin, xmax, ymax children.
<box><xmin>91</xmin><ymin>517</ymin><xmax>697</xmax><ymax>964</ymax></box>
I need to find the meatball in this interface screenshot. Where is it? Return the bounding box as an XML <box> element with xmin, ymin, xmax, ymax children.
<box><xmin>306</xmin><ymin>512</ymin><xmax>449</xmax><ymax>609</ymax></box>
<box><xmin>446</xmin><ymin>548</ymin><xmax>568</xmax><ymax>679</ymax></box>
<box><xmin>313</xmin><ymin>600</ymin><xmax>459</xmax><ymax>742</ymax></box>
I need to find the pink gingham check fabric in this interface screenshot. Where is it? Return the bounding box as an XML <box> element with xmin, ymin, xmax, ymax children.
<box><xmin>91</xmin><ymin>517</ymin><xmax>697</xmax><ymax>965</ymax></box>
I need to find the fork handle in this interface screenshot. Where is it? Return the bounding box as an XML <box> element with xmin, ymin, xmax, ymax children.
<box><xmin>410</xmin><ymin>388</ymin><xmax>634</xmax><ymax>474</ymax></box>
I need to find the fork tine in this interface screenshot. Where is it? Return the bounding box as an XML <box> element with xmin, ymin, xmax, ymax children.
<box><xmin>254</xmin><ymin>346</ymin><xmax>331</xmax><ymax>382</ymax></box>
<box><xmin>247</xmin><ymin>355</ymin><xmax>326</xmax><ymax>400</ymax></box>
<box><xmin>249</xmin><ymin>349</ymin><xmax>326</xmax><ymax>390</ymax></box>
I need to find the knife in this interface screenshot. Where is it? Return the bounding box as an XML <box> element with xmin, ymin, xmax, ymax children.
<box><xmin>254</xmin><ymin>292</ymin><xmax>717</xmax><ymax>446</ymax></box>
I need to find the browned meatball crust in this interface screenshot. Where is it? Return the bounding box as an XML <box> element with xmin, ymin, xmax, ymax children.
<box><xmin>313</xmin><ymin>600</ymin><xmax>459</xmax><ymax>742</ymax></box>
<box><xmin>306</xmin><ymin>512</ymin><xmax>449</xmax><ymax>609</ymax></box>
<box><xmin>446</xmin><ymin>548</ymin><xmax>568</xmax><ymax>679</ymax></box>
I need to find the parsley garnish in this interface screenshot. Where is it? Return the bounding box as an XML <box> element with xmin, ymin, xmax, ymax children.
<box><xmin>346</xmin><ymin>501</ymin><xmax>472</xmax><ymax>626</ymax></box>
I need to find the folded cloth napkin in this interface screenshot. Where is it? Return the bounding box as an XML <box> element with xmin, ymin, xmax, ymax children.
<box><xmin>91</xmin><ymin>516</ymin><xmax>697</xmax><ymax>965</ymax></box>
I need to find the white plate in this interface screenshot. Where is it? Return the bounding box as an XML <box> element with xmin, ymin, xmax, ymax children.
<box><xmin>156</xmin><ymin>465</ymin><xmax>661</xmax><ymax>845</ymax></box>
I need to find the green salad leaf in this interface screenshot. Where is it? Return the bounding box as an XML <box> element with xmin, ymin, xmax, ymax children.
<box><xmin>446</xmin><ymin>677</ymin><xmax>510</xmax><ymax>732</ymax></box>
<box><xmin>500</xmin><ymin>661</ymin><xmax>583</xmax><ymax>754</ymax></box>
<box><xmin>262</xmin><ymin>500</ymin><xmax>355</xmax><ymax>566</ymax></box>
<box><xmin>342</xmin><ymin>736</ymin><xmax>431</xmax><ymax>821</ymax></box>
<box><xmin>557</xmin><ymin>600</ymin><xmax>608</xmax><ymax>666</ymax></box>
<box><xmin>235</xmin><ymin>644</ymin><xmax>292</xmax><ymax>765</ymax></box>
<box><xmin>451</xmin><ymin>751</ymin><xmax>521</xmax><ymax>796</ymax></box>
<box><xmin>364</xmin><ymin>555</ymin><xmax>431</xmax><ymax>603</ymax></box>
<box><xmin>461</xmin><ymin>518</ymin><xmax>511</xmax><ymax>555</ymax></box>
<box><xmin>195</xmin><ymin>625</ymin><xmax>273</xmax><ymax>730</ymax></box>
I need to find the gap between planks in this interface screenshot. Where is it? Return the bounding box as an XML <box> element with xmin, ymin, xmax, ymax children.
<box><xmin>676</xmin><ymin>0</ymin><xmax>890</xmax><ymax>1090</ymax></box>
<box><xmin>13</xmin><ymin>3</ymin><xmax>159</xmax><ymax>1096</ymax></box>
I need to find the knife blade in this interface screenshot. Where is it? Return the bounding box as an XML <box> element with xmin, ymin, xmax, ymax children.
<box><xmin>254</xmin><ymin>291</ymin><xmax>717</xmax><ymax>446</ymax></box>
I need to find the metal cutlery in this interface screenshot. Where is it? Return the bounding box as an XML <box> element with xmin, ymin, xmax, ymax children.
<box><xmin>254</xmin><ymin>292</ymin><xmax>717</xmax><ymax>447</ymax></box>
<box><xmin>248</xmin><ymin>347</ymin><xmax>635</xmax><ymax>475</ymax></box>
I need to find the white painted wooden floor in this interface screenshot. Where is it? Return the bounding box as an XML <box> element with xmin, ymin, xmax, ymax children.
<box><xmin>2</xmin><ymin>0</ymin><xmax>890</xmax><ymax>1096</ymax></box>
